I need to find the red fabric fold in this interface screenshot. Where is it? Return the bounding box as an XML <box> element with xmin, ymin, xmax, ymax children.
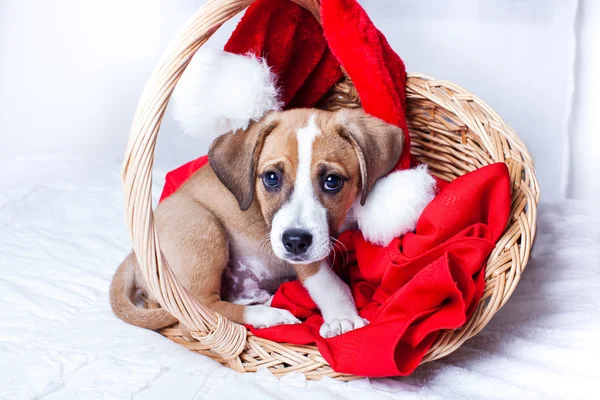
<box><xmin>159</xmin><ymin>156</ymin><xmax>208</xmax><ymax>202</ymax></box>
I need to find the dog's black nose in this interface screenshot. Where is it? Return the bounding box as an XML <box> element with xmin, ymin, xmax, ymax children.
<box><xmin>282</xmin><ymin>229</ymin><xmax>313</xmax><ymax>255</ymax></box>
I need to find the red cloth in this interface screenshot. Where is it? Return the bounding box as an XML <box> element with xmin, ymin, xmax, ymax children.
<box><xmin>159</xmin><ymin>156</ymin><xmax>208</xmax><ymax>201</ymax></box>
<box><xmin>158</xmin><ymin>0</ymin><xmax>513</xmax><ymax>377</ymax></box>
<box><xmin>224</xmin><ymin>0</ymin><xmax>411</xmax><ymax>170</ymax></box>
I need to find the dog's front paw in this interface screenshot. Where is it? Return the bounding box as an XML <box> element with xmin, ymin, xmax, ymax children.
<box><xmin>245</xmin><ymin>305</ymin><xmax>301</xmax><ymax>329</ymax></box>
<box><xmin>320</xmin><ymin>316</ymin><xmax>368</xmax><ymax>338</ymax></box>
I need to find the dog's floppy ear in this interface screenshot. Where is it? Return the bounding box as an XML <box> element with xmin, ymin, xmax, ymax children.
<box><xmin>209</xmin><ymin>115</ymin><xmax>279</xmax><ymax>211</ymax></box>
<box><xmin>336</xmin><ymin>109</ymin><xmax>404</xmax><ymax>205</ymax></box>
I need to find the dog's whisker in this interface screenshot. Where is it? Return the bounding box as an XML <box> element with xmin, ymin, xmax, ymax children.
<box><xmin>259</xmin><ymin>235</ymin><xmax>272</xmax><ymax>253</ymax></box>
<box><xmin>336</xmin><ymin>238</ymin><xmax>349</xmax><ymax>255</ymax></box>
<box><xmin>258</xmin><ymin>234</ymin><xmax>269</xmax><ymax>245</ymax></box>
<box><xmin>329</xmin><ymin>236</ymin><xmax>350</xmax><ymax>267</ymax></box>
<box><xmin>255</xmin><ymin>233</ymin><xmax>273</xmax><ymax>255</ymax></box>
<box><xmin>329</xmin><ymin>243</ymin><xmax>337</xmax><ymax>267</ymax></box>
<box><xmin>239</xmin><ymin>219</ymin><xmax>263</xmax><ymax>236</ymax></box>
<box><xmin>331</xmin><ymin>236</ymin><xmax>349</xmax><ymax>266</ymax></box>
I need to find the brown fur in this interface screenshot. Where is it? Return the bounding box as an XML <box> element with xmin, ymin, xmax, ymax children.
<box><xmin>110</xmin><ymin>108</ymin><xmax>403</xmax><ymax>329</ymax></box>
<box><xmin>336</xmin><ymin>109</ymin><xmax>404</xmax><ymax>205</ymax></box>
<box><xmin>294</xmin><ymin>262</ymin><xmax>322</xmax><ymax>282</ymax></box>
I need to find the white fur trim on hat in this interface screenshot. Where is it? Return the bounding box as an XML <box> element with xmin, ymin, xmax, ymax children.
<box><xmin>353</xmin><ymin>165</ymin><xmax>437</xmax><ymax>246</ymax></box>
<box><xmin>171</xmin><ymin>48</ymin><xmax>282</xmax><ymax>138</ymax></box>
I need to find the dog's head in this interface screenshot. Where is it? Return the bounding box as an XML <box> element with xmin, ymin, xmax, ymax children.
<box><xmin>209</xmin><ymin>108</ymin><xmax>403</xmax><ymax>264</ymax></box>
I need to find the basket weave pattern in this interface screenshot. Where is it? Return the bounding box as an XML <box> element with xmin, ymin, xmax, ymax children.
<box><xmin>122</xmin><ymin>0</ymin><xmax>539</xmax><ymax>380</ymax></box>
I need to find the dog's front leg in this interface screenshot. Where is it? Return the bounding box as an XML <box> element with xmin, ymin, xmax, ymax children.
<box><xmin>296</xmin><ymin>261</ymin><xmax>368</xmax><ymax>338</ymax></box>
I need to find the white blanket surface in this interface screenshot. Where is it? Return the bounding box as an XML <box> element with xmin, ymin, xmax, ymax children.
<box><xmin>1</xmin><ymin>157</ymin><xmax>598</xmax><ymax>399</ymax></box>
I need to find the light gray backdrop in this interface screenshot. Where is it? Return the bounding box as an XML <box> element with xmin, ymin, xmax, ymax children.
<box><xmin>2</xmin><ymin>0</ymin><xmax>597</xmax><ymax>202</ymax></box>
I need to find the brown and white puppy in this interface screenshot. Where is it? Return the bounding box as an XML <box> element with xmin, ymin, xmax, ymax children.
<box><xmin>110</xmin><ymin>108</ymin><xmax>403</xmax><ymax>338</ymax></box>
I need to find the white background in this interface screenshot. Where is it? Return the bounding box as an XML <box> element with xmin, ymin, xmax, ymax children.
<box><xmin>1</xmin><ymin>3</ymin><xmax>599</xmax><ymax>398</ymax></box>
<box><xmin>0</xmin><ymin>0</ymin><xmax>597</xmax><ymax>202</ymax></box>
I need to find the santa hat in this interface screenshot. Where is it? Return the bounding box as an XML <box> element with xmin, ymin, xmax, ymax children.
<box><xmin>172</xmin><ymin>48</ymin><xmax>282</xmax><ymax>137</ymax></box>
<box><xmin>171</xmin><ymin>0</ymin><xmax>436</xmax><ymax>246</ymax></box>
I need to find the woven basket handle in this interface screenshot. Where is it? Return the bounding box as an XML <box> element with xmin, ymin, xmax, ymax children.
<box><xmin>121</xmin><ymin>0</ymin><xmax>329</xmax><ymax>361</ymax></box>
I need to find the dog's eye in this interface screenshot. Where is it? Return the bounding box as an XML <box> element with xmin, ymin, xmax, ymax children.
<box><xmin>323</xmin><ymin>174</ymin><xmax>344</xmax><ymax>192</ymax></box>
<box><xmin>263</xmin><ymin>171</ymin><xmax>281</xmax><ymax>189</ymax></box>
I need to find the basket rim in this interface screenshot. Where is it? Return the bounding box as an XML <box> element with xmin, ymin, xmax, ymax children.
<box><xmin>121</xmin><ymin>0</ymin><xmax>540</xmax><ymax>379</ymax></box>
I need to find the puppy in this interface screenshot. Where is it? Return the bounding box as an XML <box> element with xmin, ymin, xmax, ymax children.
<box><xmin>110</xmin><ymin>108</ymin><xmax>403</xmax><ymax>338</ymax></box>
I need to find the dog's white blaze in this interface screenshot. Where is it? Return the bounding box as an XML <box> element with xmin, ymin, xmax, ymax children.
<box><xmin>294</xmin><ymin>114</ymin><xmax>320</xmax><ymax>201</ymax></box>
<box><xmin>271</xmin><ymin>114</ymin><xmax>330</xmax><ymax>263</ymax></box>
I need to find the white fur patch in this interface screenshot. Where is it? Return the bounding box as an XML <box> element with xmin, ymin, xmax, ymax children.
<box><xmin>225</xmin><ymin>258</ymin><xmax>272</xmax><ymax>306</ymax></box>
<box><xmin>353</xmin><ymin>164</ymin><xmax>436</xmax><ymax>246</ymax></box>
<box><xmin>244</xmin><ymin>305</ymin><xmax>300</xmax><ymax>329</ymax></box>
<box><xmin>271</xmin><ymin>115</ymin><xmax>330</xmax><ymax>263</ymax></box>
<box><xmin>294</xmin><ymin>115</ymin><xmax>320</xmax><ymax>202</ymax></box>
<box><xmin>223</xmin><ymin>234</ymin><xmax>295</xmax><ymax>305</ymax></box>
<box><xmin>172</xmin><ymin>48</ymin><xmax>281</xmax><ymax>138</ymax></box>
<box><xmin>302</xmin><ymin>261</ymin><xmax>367</xmax><ymax>338</ymax></box>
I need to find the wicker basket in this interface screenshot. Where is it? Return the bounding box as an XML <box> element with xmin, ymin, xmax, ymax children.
<box><xmin>121</xmin><ymin>0</ymin><xmax>540</xmax><ymax>380</ymax></box>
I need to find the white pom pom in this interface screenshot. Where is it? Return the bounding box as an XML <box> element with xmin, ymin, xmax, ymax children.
<box><xmin>171</xmin><ymin>48</ymin><xmax>282</xmax><ymax>139</ymax></box>
<box><xmin>354</xmin><ymin>165</ymin><xmax>436</xmax><ymax>246</ymax></box>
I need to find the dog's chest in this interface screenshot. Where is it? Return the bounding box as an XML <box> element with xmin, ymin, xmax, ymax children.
<box><xmin>221</xmin><ymin>234</ymin><xmax>295</xmax><ymax>305</ymax></box>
